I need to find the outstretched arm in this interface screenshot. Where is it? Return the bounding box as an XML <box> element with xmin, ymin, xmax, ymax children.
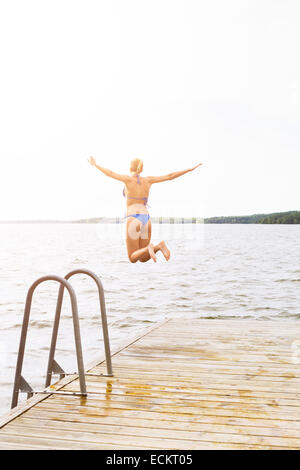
<box><xmin>148</xmin><ymin>163</ymin><xmax>202</xmax><ymax>184</ymax></box>
<box><xmin>88</xmin><ymin>156</ymin><xmax>128</xmax><ymax>182</ymax></box>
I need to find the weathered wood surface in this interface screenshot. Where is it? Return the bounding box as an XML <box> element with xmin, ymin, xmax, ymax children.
<box><xmin>1</xmin><ymin>318</ymin><xmax>300</xmax><ymax>449</ymax></box>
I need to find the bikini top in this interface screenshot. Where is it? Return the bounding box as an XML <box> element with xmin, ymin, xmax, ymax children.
<box><xmin>122</xmin><ymin>174</ymin><xmax>149</xmax><ymax>206</ymax></box>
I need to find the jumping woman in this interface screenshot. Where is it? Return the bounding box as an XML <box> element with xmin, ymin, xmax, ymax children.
<box><xmin>88</xmin><ymin>157</ymin><xmax>202</xmax><ymax>263</ymax></box>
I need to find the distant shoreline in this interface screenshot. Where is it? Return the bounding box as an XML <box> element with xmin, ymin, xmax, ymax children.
<box><xmin>0</xmin><ymin>210</ymin><xmax>299</xmax><ymax>224</ymax></box>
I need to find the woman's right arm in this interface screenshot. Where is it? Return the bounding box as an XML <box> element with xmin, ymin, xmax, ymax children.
<box><xmin>148</xmin><ymin>163</ymin><xmax>202</xmax><ymax>184</ymax></box>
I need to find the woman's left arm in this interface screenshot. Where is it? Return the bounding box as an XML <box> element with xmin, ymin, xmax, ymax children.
<box><xmin>88</xmin><ymin>157</ymin><xmax>128</xmax><ymax>182</ymax></box>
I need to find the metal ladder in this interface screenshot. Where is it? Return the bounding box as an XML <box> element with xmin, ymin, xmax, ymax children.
<box><xmin>11</xmin><ymin>269</ymin><xmax>113</xmax><ymax>409</ymax></box>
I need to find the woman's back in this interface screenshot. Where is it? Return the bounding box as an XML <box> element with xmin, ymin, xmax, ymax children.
<box><xmin>124</xmin><ymin>175</ymin><xmax>151</xmax><ymax>209</ymax></box>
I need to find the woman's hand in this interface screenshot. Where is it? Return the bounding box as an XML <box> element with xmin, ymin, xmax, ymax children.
<box><xmin>190</xmin><ymin>163</ymin><xmax>203</xmax><ymax>171</ymax></box>
<box><xmin>88</xmin><ymin>156</ymin><xmax>96</xmax><ymax>167</ymax></box>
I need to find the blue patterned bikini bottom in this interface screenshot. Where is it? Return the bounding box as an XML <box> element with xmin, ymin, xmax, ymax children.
<box><xmin>125</xmin><ymin>214</ymin><xmax>150</xmax><ymax>226</ymax></box>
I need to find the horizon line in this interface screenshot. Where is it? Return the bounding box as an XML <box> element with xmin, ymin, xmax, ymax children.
<box><xmin>0</xmin><ymin>209</ymin><xmax>299</xmax><ymax>224</ymax></box>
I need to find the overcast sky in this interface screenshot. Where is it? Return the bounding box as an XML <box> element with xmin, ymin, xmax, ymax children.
<box><xmin>0</xmin><ymin>0</ymin><xmax>299</xmax><ymax>220</ymax></box>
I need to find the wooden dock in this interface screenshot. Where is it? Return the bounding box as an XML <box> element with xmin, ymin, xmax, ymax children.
<box><xmin>1</xmin><ymin>318</ymin><xmax>300</xmax><ymax>450</ymax></box>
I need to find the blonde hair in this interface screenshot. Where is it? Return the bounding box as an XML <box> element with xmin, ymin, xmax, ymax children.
<box><xmin>130</xmin><ymin>158</ymin><xmax>143</xmax><ymax>175</ymax></box>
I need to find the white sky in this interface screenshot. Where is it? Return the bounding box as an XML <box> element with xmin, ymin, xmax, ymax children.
<box><xmin>0</xmin><ymin>0</ymin><xmax>299</xmax><ymax>220</ymax></box>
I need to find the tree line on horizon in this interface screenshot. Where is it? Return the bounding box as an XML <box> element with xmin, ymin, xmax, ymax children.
<box><xmin>204</xmin><ymin>211</ymin><xmax>300</xmax><ymax>224</ymax></box>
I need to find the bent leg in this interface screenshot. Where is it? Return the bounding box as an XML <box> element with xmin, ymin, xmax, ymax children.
<box><xmin>126</xmin><ymin>218</ymin><xmax>170</xmax><ymax>263</ymax></box>
<box><xmin>139</xmin><ymin>240</ymin><xmax>171</xmax><ymax>262</ymax></box>
<box><xmin>156</xmin><ymin>240</ymin><xmax>170</xmax><ymax>261</ymax></box>
<box><xmin>130</xmin><ymin>243</ymin><xmax>157</xmax><ymax>263</ymax></box>
<box><xmin>138</xmin><ymin>221</ymin><xmax>170</xmax><ymax>262</ymax></box>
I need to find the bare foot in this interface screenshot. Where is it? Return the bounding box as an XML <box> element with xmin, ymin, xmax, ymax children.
<box><xmin>159</xmin><ymin>241</ymin><xmax>170</xmax><ymax>261</ymax></box>
<box><xmin>148</xmin><ymin>243</ymin><xmax>157</xmax><ymax>263</ymax></box>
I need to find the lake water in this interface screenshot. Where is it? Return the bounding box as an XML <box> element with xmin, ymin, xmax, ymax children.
<box><xmin>0</xmin><ymin>223</ymin><xmax>299</xmax><ymax>416</ymax></box>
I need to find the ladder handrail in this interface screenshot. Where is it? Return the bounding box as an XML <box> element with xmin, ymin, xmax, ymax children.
<box><xmin>45</xmin><ymin>269</ymin><xmax>113</xmax><ymax>388</ymax></box>
<box><xmin>11</xmin><ymin>275</ymin><xmax>87</xmax><ymax>409</ymax></box>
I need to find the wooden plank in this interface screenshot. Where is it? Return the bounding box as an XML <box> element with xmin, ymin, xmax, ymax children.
<box><xmin>117</xmin><ymin>351</ymin><xmax>296</xmax><ymax>366</ymax></box>
<box><xmin>0</xmin><ymin>432</ymin><xmax>145</xmax><ymax>450</ymax></box>
<box><xmin>61</xmin><ymin>377</ymin><xmax>300</xmax><ymax>403</ymax></box>
<box><xmin>95</xmin><ymin>363</ymin><xmax>300</xmax><ymax>379</ymax></box>
<box><xmin>149</xmin><ymin>329</ymin><xmax>300</xmax><ymax>337</ymax></box>
<box><xmin>92</xmin><ymin>367</ymin><xmax>300</xmax><ymax>385</ymax></box>
<box><xmin>111</xmin><ymin>355</ymin><xmax>300</xmax><ymax>370</ymax></box>
<box><xmin>131</xmin><ymin>341</ymin><xmax>299</xmax><ymax>354</ymax></box>
<box><xmin>149</xmin><ymin>326</ymin><xmax>299</xmax><ymax>332</ymax></box>
<box><xmin>126</xmin><ymin>339</ymin><xmax>298</xmax><ymax>352</ymax></box>
<box><xmin>132</xmin><ymin>342</ymin><xmax>298</xmax><ymax>354</ymax></box>
<box><xmin>159</xmin><ymin>319</ymin><xmax>300</xmax><ymax>329</ymax></box>
<box><xmin>123</xmin><ymin>348</ymin><xmax>296</xmax><ymax>360</ymax></box>
<box><xmin>167</xmin><ymin>318</ymin><xmax>299</xmax><ymax>324</ymax></box>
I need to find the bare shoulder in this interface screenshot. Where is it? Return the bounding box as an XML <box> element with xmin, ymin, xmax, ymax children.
<box><xmin>144</xmin><ymin>176</ymin><xmax>156</xmax><ymax>184</ymax></box>
<box><xmin>118</xmin><ymin>174</ymin><xmax>132</xmax><ymax>184</ymax></box>
<box><xmin>144</xmin><ymin>174</ymin><xmax>171</xmax><ymax>184</ymax></box>
<box><xmin>123</xmin><ymin>174</ymin><xmax>131</xmax><ymax>182</ymax></box>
